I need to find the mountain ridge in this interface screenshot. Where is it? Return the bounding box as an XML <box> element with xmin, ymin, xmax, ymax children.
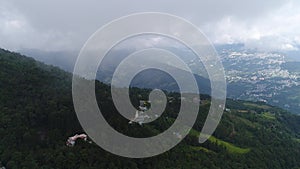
<box><xmin>0</xmin><ymin>48</ymin><xmax>300</xmax><ymax>169</ymax></box>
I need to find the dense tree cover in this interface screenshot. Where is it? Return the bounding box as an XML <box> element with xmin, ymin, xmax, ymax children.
<box><xmin>0</xmin><ymin>48</ymin><xmax>300</xmax><ymax>169</ymax></box>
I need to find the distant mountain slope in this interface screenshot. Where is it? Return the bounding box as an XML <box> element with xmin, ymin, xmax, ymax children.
<box><xmin>0</xmin><ymin>48</ymin><xmax>300</xmax><ymax>169</ymax></box>
<box><xmin>19</xmin><ymin>45</ymin><xmax>300</xmax><ymax>114</ymax></box>
<box><xmin>18</xmin><ymin>48</ymin><xmax>77</xmax><ymax>73</ymax></box>
<box><xmin>20</xmin><ymin>48</ymin><xmax>212</xmax><ymax>94</ymax></box>
<box><xmin>217</xmin><ymin>45</ymin><xmax>300</xmax><ymax>114</ymax></box>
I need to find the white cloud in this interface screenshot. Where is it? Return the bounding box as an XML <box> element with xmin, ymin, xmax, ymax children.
<box><xmin>201</xmin><ymin>1</ymin><xmax>300</xmax><ymax>51</ymax></box>
<box><xmin>281</xmin><ymin>43</ymin><xmax>298</xmax><ymax>51</ymax></box>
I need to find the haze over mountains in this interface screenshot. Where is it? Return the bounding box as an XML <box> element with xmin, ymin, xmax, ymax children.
<box><xmin>19</xmin><ymin>43</ymin><xmax>300</xmax><ymax>114</ymax></box>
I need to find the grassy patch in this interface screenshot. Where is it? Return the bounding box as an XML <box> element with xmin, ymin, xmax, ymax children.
<box><xmin>189</xmin><ymin>146</ymin><xmax>213</xmax><ymax>153</ymax></box>
<box><xmin>293</xmin><ymin>138</ymin><xmax>300</xmax><ymax>143</ymax></box>
<box><xmin>261</xmin><ymin>112</ymin><xmax>276</xmax><ymax>120</ymax></box>
<box><xmin>209</xmin><ymin>136</ymin><xmax>251</xmax><ymax>154</ymax></box>
<box><xmin>189</xmin><ymin>129</ymin><xmax>250</xmax><ymax>154</ymax></box>
<box><xmin>237</xmin><ymin>110</ymin><xmax>248</xmax><ymax>113</ymax></box>
<box><xmin>243</xmin><ymin>103</ymin><xmax>271</xmax><ymax>110</ymax></box>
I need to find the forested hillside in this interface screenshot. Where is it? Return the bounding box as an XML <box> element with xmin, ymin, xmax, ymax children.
<box><xmin>0</xmin><ymin>48</ymin><xmax>300</xmax><ymax>169</ymax></box>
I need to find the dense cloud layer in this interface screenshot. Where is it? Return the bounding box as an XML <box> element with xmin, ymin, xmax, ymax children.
<box><xmin>0</xmin><ymin>0</ymin><xmax>299</xmax><ymax>52</ymax></box>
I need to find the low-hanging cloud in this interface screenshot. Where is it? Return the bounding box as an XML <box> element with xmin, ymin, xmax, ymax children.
<box><xmin>203</xmin><ymin>1</ymin><xmax>300</xmax><ymax>51</ymax></box>
<box><xmin>0</xmin><ymin>0</ymin><xmax>299</xmax><ymax>52</ymax></box>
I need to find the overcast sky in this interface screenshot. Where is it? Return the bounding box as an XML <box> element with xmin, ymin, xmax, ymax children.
<box><xmin>0</xmin><ymin>0</ymin><xmax>299</xmax><ymax>52</ymax></box>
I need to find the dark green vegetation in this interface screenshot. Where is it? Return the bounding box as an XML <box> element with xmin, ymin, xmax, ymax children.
<box><xmin>0</xmin><ymin>48</ymin><xmax>300</xmax><ymax>169</ymax></box>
